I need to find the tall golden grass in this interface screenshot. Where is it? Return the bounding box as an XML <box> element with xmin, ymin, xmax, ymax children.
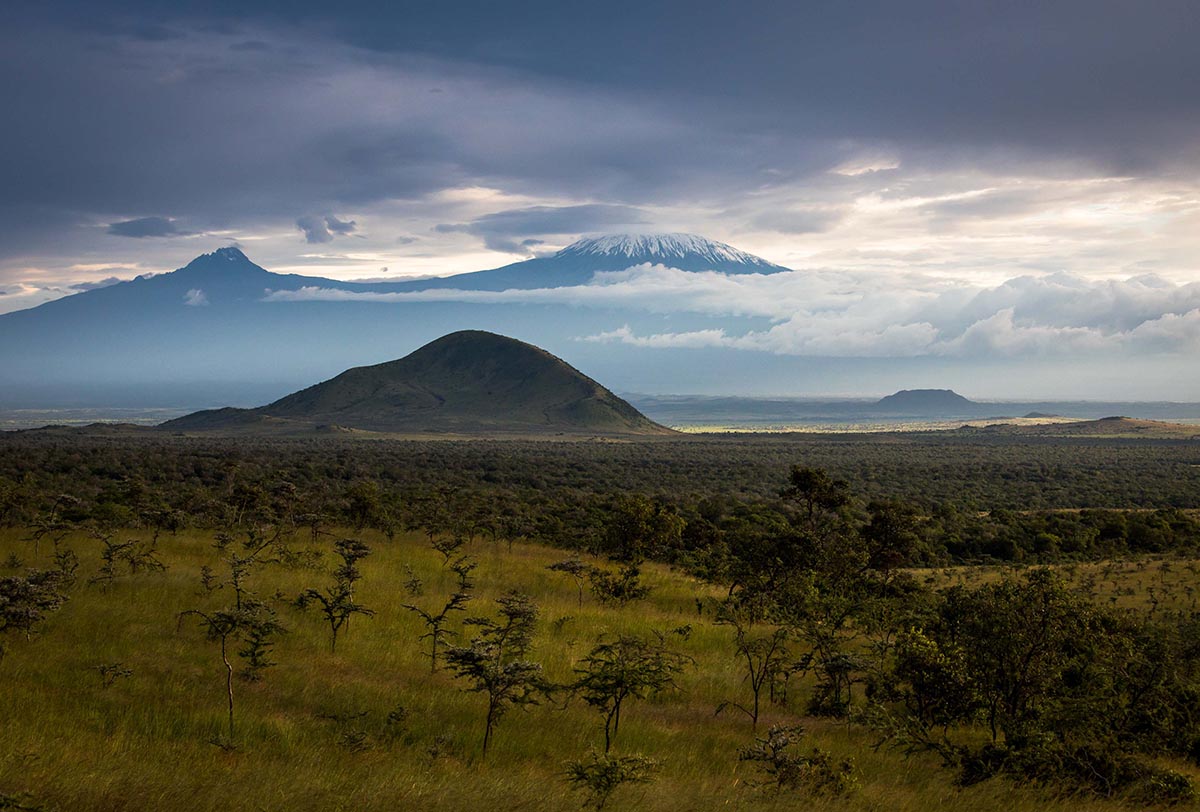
<box><xmin>1</xmin><ymin>528</ymin><xmax>1192</xmax><ymax>811</ymax></box>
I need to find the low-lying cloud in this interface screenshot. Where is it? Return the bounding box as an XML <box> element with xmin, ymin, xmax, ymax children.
<box><xmin>263</xmin><ymin>264</ymin><xmax>1200</xmax><ymax>358</ymax></box>
<box><xmin>70</xmin><ymin>276</ymin><xmax>123</xmax><ymax>292</ymax></box>
<box><xmin>183</xmin><ymin>288</ymin><xmax>209</xmax><ymax>306</ymax></box>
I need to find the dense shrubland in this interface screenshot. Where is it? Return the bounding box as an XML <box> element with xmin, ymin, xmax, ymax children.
<box><xmin>1</xmin><ymin>434</ymin><xmax>1199</xmax><ymax>565</ymax></box>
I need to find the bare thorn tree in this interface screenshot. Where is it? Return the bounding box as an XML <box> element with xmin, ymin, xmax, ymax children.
<box><xmin>177</xmin><ymin>608</ymin><xmax>243</xmax><ymax>745</ymax></box>
<box><xmin>295</xmin><ymin>538</ymin><xmax>374</xmax><ymax>653</ymax></box>
<box><xmin>715</xmin><ymin>598</ymin><xmax>792</xmax><ymax>730</ymax></box>
<box><xmin>23</xmin><ymin>494</ymin><xmax>78</xmax><ymax>561</ymax></box>
<box><xmin>402</xmin><ymin>556</ymin><xmax>474</xmax><ymax>673</ymax></box>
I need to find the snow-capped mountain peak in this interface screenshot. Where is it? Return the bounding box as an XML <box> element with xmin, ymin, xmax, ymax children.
<box><xmin>557</xmin><ymin>233</ymin><xmax>783</xmax><ymax>271</ymax></box>
<box><xmin>210</xmin><ymin>246</ymin><xmax>248</xmax><ymax>261</ymax></box>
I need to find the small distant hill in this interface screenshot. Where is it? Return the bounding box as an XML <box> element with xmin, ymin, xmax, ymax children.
<box><xmin>163</xmin><ymin>331</ymin><xmax>673</xmax><ymax>437</ymax></box>
<box><xmin>875</xmin><ymin>389</ymin><xmax>980</xmax><ymax>414</ymax></box>
<box><xmin>973</xmin><ymin>416</ymin><xmax>1200</xmax><ymax>439</ymax></box>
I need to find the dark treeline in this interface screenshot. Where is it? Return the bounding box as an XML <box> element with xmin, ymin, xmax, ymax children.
<box><xmin>4</xmin><ymin>433</ymin><xmax>1200</xmax><ymax>509</ymax></box>
<box><xmin>2</xmin><ymin>435</ymin><xmax>1199</xmax><ymax>565</ymax></box>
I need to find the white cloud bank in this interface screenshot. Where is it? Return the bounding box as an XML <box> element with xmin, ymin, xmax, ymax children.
<box><xmin>262</xmin><ymin>264</ymin><xmax>1200</xmax><ymax>358</ymax></box>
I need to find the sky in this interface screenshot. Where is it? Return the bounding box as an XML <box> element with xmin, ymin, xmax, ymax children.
<box><xmin>1</xmin><ymin>1</ymin><xmax>1199</xmax><ymax>395</ymax></box>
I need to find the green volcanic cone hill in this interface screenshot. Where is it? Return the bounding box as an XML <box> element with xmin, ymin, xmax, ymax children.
<box><xmin>164</xmin><ymin>331</ymin><xmax>672</xmax><ymax>436</ymax></box>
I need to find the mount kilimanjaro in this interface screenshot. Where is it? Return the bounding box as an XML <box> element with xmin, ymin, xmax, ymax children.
<box><xmin>0</xmin><ymin>234</ymin><xmax>797</xmax><ymax>409</ymax></box>
<box><xmin>387</xmin><ymin>233</ymin><xmax>789</xmax><ymax>290</ymax></box>
<box><xmin>4</xmin><ymin>233</ymin><xmax>789</xmax><ymax>315</ymax></box>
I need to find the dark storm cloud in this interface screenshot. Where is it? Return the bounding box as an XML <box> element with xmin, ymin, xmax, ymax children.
<box><xmin>324</xmin><ymin>215</ymin><xmax>357</xmax><ymax>235</ymax></box>
<box><xmin>1</xmin><ymin>1</ymin><xmax>1198</xmax><ymax>267</ymax></box>
<box><xmin>0</xmin><ymin>28</ymin><xmax>457</xmax><ymax>220</ymax></box>
<box><xmin>435</xmin><ymin>204</ymin><xmax>650</xmax><ymax>253</ymax></box>
<box><xmin>296</xmin><ymin>216</ymin><xmax>333</xmax><ymax>244</ymax></box>
<box><xmin>0</xmin><ymin>204</ymin><xmax>87</xmax><ymax>256</ymax></box>
<box><xmin>107</xmin><ymin>216</ymin><xmax>192</xmax><ymax>238</ymax></box>
<box><xmin>229</xmin><ymin>39</ymin><xmax>270</xmax><ymax>52</ymax></box>
<box><xmin>17</xmin><ymin>0</ymin><xmax>1199</xmax><ymax>171</ymax></box>
<box><xmin>296</xmin><ymin>214</ymin><xmax>358</xmax><ymax>243</ymax></box>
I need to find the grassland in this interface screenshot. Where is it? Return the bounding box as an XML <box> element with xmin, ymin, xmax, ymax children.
<box><xmin>4</xmin><ymin>527</ymin><xmax>1198</xmax><ymax>811</ymax></box>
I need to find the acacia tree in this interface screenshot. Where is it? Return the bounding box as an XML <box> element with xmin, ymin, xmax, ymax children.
<box><xmin>0</xmin><ymin>569</ymin><xmax>69</xmax><ymax>662</ymax></box>
<box><xmin>181</xmin><ymin>527</ymin><xmax>287</xmax><ymax>741</ymax></box>
<box><xmin>599</xmin><ymin>495</ymin><xmax>684</xmax><ymax>563</ymax></box>
<box><xmin>586</xmin><ymin>496</ymin><xmax>685</xmax><ymax>606</ymax></box>
<box><xmin>738</xmin><ymin>724</ymin><xmax>857</xmax><ymax>796</ymax></box>
<box><xmin>788</xmin><ymin>578</ymin><xmax>868</xmax><ymax>719</ymax></box>
<box><xmin>445</xmin><ymin>591</ymin><xmax>546</xmax><ymax>757</ymax></box>
<box><xmin>780</xmin><ymin>467</ymin><xmax>849</xmax><ymax>530</ymax></box>
<box><xmin>23</xmin><ymin>494</ymin><xmax>78</xmax><ymax>561</ymax></box>
<box><xmin>295</xmin><ymin>538</ymin><xmax>374</xmax><ymax>653</ymax></box>
<box><xmin>548</xmin><ymin>557</ymin><xmax>594</xmax><ymax>608</ymax></box>
<box><xmin>179</xmin><ymin>608</ymin><xmax>240</xmax><ymax>744</ymax></box>
<box><xmin>573</xmin><ymin>632</ymin><xmax>690</xmax><ymax>752</ymax></box>
<box><xmin>236</xmin><ymin>598</ymin><xmax>285</xmax><ymax>681</ymax></box>
<box><xmin>179</xmin><ymin>595</ymin><xmax>285</xmax><ymax>740</ymax></box>
<box><xmin>208</xmin><ymin>524</ymin><xmax>287</xmax><ymax>610</ymax></box>
<box><xmin>565</xmin><ymin>750</ymin><xmax>657</xmax><ymax>811</ymax></box>
<box><xmin>715</xmin><ymin>597</ymin><xmax>793</xmax><ymax>730</ymax></box>
<box><xmin>588</xmin><ymin>564</ymin><xmax>651</xmax><ymax>606</ymax></box>
<box><xmin>861</xmin><ymin>499</ymin><xmax>923</xmax><ymax>575</ymax></box>
<box><xmin>88</xmin><ymin>527</ymin><xmax>167</xmax><ymax>589</ymax></box>
<box><xmin>402</xmin><ymin>557</ymin><xmax>475</xmax><ymax>672</ymax></box>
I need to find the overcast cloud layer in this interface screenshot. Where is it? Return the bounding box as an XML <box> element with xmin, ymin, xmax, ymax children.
<box><xmin>1</xmin><ymin>1</ymin><xmax>1198</xmax><ymax>390</ymax></box>
<box><xmin>265</xmin><ymin>266</ymin><xmax>1200</xmax><ymax>360</ymax></box>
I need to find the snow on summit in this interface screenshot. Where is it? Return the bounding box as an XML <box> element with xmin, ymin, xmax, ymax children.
<box><xmin>558</xmin><ymin>233</ymin><xmax>785</xmax><ymax>271</ymax></box>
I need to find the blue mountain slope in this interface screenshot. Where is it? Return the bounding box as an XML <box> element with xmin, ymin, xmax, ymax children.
<box><xmin>5</xmin><ymin>233</ymin><xmax>787</xmax><ymax>320</ymax></box>
<box><xmin>3</xmin><ymin>247</ymin><xmax>388</xmax><ymax>320</ymax></box>
<box><xmin>0</xmin><ymin>236</ymin><xmax>788</xmax><ymax>406</ymax></box>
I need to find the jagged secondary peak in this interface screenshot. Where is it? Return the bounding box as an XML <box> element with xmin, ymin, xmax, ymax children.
<box><xmin>558</xmin><ymin>233</ymin><xmax>783</xmax><ymax>270</ymax></box>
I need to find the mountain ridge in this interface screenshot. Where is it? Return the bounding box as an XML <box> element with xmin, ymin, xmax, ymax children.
<box><xmin>4</xmin><ymin>233</ymin><xmax>789</xmax><ymax>320</ymax></box>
